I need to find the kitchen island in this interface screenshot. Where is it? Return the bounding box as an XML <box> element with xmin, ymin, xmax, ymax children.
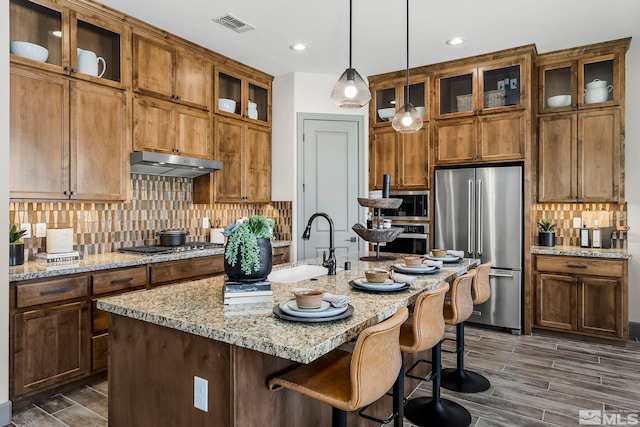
<box><xmin>97</xmin><ymin>252</ymin><xmax>478</xmax><ymax>427</ymax></box>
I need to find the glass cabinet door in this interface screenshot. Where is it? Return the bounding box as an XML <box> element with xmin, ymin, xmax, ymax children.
<box><xmin>248</xmin><ymin>80</ymin><xmax>269</xmax><ymax>124</ymax></box>
<box><xmin>217</xmin><ymin>71</ymin><xmax>242</xmax><ymax>116</ymax></box>
<box><xmin>74</xmin><ymin>14</ymin><xmax>122</xmax><ymax>84</ymax></box>
<box><xmin>403</xmin><ymin>81</ymin><xmax>427</xmax><ymax>120</ymax></box>
<box><xmin>540</xmin><ymin>63</ymin><xmax>575</xmax><ymax>111</ymax></box>
<box><xmin>579</xmin><ymin>55</ymin><xmax>617</xmax><ymax>107</ymax></box>
<box><xmin>481</xmin><ymin>64</ymin><xmax>521</xmax><ymax>110</ymax></box>
<box><xmin>9</xmin><ymin>0</ymin><xmax>64</xmax><ymax>69</ymax></box>
<box><xmin>374</xmin><ymin>85</ymin><xmax>397</xmax><ymax>124</ymax></box>
<box><xmin>438</xmin><ymin>72</ymin><xmax>473</xmax><ymax>116</ymax></box>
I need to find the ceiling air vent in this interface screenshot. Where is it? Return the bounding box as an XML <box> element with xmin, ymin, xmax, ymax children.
<box><xmin>212</xmin><ymin>13</ymin><xmax>255</xmax><ymax>33</ymax></box>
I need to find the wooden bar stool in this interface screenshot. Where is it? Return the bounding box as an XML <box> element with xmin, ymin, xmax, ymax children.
<box><xmin>268</xmin><ymin>307</ymin><xmax>409</xmax><ymax>427</ymax></box>
<box><xmin>403</xmin><ymin>274</ymin><xmax>474</xmax><ymax>427</ymax></box>
<box><xmin>441</xmin><ymin>262</ymin><xmax>492</xmax><ymax>393</ymax></box>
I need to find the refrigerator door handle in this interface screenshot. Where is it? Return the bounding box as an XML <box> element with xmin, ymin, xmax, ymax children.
<box><xmin>467</xmin><ymin>180</ymin><xmax>473</xmax><ymax>255</ymax></box>
<box><xmin>477</xmin><ymin>179</ymin><xmax>483</xmax><ymax>256</ymax></box>
<box><xmin>489</xmin><ymin>272</ymin><xmax>514</xmax><ymax>278</ymax></box>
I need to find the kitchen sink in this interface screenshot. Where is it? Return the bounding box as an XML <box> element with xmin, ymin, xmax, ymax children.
<box><xmin>267</xmin><ymin>264</ymin><xmax>329</xmax><ymax>283</ymax></box>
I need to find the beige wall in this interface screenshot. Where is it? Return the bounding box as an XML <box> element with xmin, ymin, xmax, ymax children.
<box><xmin>2</xmin><ymin>0</ymin><xmax>10</xmax><ymax>412</ymax></box>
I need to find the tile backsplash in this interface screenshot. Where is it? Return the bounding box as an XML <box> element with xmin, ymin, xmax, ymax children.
<box><xmin>10</xmin><ymin>174</ymin><xmax>292</xmax><ymax>260</ymax></box>
<box><xmin>532</xmin><ymin>203</ymin><xmax>627</xmax><ymax>247</ymax></box>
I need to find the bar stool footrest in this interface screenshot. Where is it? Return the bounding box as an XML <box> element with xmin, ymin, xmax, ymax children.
<box><xmin>405</xmin><ymin>358</ymin><xmax>434</xmax><ymax>382</ymax></box>
<box><xmin>440</xmin><ymin>337</ymin><xmax>460</xmax><ymax>354</ymax></box>
<box><xmin>441</xmin><ymin>367</ymin><xmax>491</xmax><ymax>393</ymax></box>
<box><xmin>404</xmin><ymin>396</ymin><xmax>472</xmax><ymax>427</ymax></box>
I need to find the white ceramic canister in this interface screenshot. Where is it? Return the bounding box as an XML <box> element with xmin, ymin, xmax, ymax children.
<box><xmin>585</xmin><ymin>86</ymin><xmax>613</xmax><ymax>104</ymax></box>
<box><xmin>77</xmin><ymin>48</ymin><xmax>106</xmax><ymax>78</ymax></box>
<box><xmin>46</xmin><ymin>228</ymin><xmax>74</xmax><ymax>253</ymax></box>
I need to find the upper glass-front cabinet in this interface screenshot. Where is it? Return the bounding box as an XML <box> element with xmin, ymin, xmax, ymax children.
<box><xmin>436</xmin><ymin>61</ymin><xmax>524</xmax><ymax>118</ymax></box>
<box><xmin>539</xmin><ymin>54</ymin><xmax>619</xmax><ymax>113</ymax></box>
<box><xmin>9</xmin><ymin>0</ymin><xmax>129</xmax><ymax>88</ymax></box>
<box><xmin>215</xmin><ymin>67</ymin><xmax>271</xmax><ymax>125</ymax></box>
<box><xmin>371</xmin><ymin>76</ymin><xmax>428</xmax><ymax>125</ymax></box>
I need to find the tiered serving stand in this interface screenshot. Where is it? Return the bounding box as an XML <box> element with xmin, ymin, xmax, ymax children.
<box><xmin>353</xmin><ymin>197</ymin><xmax>403</xmax><ymax>261</ymax></box>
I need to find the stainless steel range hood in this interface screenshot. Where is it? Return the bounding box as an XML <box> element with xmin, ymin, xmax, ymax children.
<box><xmin>130</xmin><ymin>151</ymin><xmax>222</xmax><ymax>178</ymax></box>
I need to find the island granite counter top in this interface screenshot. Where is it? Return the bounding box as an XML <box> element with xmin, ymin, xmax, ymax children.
<box><xmin>9</xmin><ymin>241</ymin><xmax>292</xmax><ymax>282</ymax></box>
<box><xmin>98</xmin><ymin>252</ymin><xmax>478</xmax><ymax>364</ymax></box>
<box><xmin>531</xmin><ymin>245</ymin><xmax>632</xmax><ymax>259</ymax></box>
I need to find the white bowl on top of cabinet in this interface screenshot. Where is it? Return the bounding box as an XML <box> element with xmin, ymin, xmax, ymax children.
<box><xmin>10</xmin><ymin>41</ymin><xmax>49</xmax><ymax>62</ymax></box>
<box><xmin>218</xmin><ymin>98</ymin><xmax>236</xmax><ymax>113</ymax></box>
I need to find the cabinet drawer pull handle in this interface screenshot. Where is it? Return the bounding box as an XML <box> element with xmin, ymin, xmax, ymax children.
<box><xmin>274</xmin><ymin>253</ymin><xmax>284</xmax><ymax>258</ymax></box>
<box><xmin>111</xmin><ymin>277</ymin><xmax>134</xmax><ymax>284</ymax></box>
<box><xmin>41</xmin><ymin>287</ymin><xmax>69</xmax><ymax>296</ymax></box>
<box><xmin>567</xmin><ymin>264</ymin><xmax>587</xmax><ymax>269</ymax></box>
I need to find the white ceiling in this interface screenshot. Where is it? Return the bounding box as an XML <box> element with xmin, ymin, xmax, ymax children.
<box><xmin>98</xmin><ymin>0</ymin><xmax>639</xmax><ymax>78</ymax></box>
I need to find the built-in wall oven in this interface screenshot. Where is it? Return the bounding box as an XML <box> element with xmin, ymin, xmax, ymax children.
<box><xmin>378</xmin><ymin>191</ymin><xmax>430</xmax><ymax>255</ymax></box>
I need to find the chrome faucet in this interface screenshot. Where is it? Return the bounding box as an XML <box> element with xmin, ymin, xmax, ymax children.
<box><xmin>302</xmin><ymin>212</ymin><xmax>337</xmax><ymax>275</ymax></box>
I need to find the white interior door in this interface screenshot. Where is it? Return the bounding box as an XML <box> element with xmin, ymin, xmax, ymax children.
<box><xmin>299</xmin><ymin>116</ymin><xmax>361</xmax><ymax>260</ymax></box>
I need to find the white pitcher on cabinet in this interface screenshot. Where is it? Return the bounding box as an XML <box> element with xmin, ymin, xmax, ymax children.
<box><xmin>77</xmin><ymin>48</ymin><xmax>106</xmax><ymax>78</ymax></box>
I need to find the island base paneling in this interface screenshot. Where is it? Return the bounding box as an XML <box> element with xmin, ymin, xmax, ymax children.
<box><xmin>108</xmin><ymin>314</ymin><xmax>425</xmax><ymax>427</ymax></box>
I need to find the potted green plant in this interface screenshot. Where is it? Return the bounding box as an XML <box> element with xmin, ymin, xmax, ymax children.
<box><xmin>537</xmin><ymin>219</ymin><xmax>556</xmax><ymax>247</ymax></box>
<box><xmin>223</xmin><ymin>215</ymin><xmax>275</xmax><ymax>282</ymax></box>
<box><xmin>10</xmin><ymin>224</ymin><xmax>28</xmax><ymax>266</ymax></box>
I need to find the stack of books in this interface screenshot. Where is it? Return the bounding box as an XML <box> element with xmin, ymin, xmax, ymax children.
<box><xmin>223</xmin><ymin>281</ymin><xmax>273</xmax><ymax>305</ymax></box>
<box><xmin>35</xmin><ymin>251</ymin><xmax>82</xmax><ymax>263</ymax></box>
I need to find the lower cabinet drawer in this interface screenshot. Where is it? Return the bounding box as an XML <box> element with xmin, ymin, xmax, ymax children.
<box><xmin>92</xmin><ymin>266</ymin><xmax>148</xmax><ymax>295</ymax></box>
<box><xmin>92</xmin><ymin>300</ymin><xmax>109</xmax><ymax>332</ymax></box>
<box><xmin>16</xmin><ymin>277</ymin><xmax>89</xmax><ymax>308</ymax></box>
<box><xmin>535</xmin><ymin>255</ymin><xmax>623</xmax><ymax>277</ymax></box>
<box><xmin>273</xmin><ymin>246</ymin><xmax>290</xmax><ymax>265</ymax></box>
<box><xmin>92</xmin><ymin>332</ymin><xmax>108</xmax><ymax>372</ymax></box>
<box><xmin>149</xmin><ymin>255</ymin><xmax>224</xmax><ymax>285</ymax></box>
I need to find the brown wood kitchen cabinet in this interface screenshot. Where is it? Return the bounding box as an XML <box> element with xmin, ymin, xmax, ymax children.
<box><xmin>133</xmin><ymin>95</ymin><xmax>211</xmax><ymax>159</ymax></box>
<box><xmin>369</xmin><ymin>125</ymin><xmax>430</xmax><ymax>190</ymax></box>
<box><xmin>272</xmin><ymin>245</ymin><xmax>291</xmax><ymax>265</ymax></box>
<box><xmin>133</xmin><ymin>33</ymin><xmax>212</xmax><ymax>110</ymax></box>
<box><xmin>11</xmin><ymin>276</ymin><xmax>91</xmax><ymax>402</ymax></box>
<box><xmin>195</xmin><ymin>116</ymin><xmax>271</xmax><ymax>203</ymax></box>
<box><xmin>432</xmin><ymin>47</ymin><xmax>534</xmax><ymax>165</ymax></box>
<box><xmin>533</xmin><ymin>254</ymin><xmax>628</xmax><ymax>344</ymax></box>
<box><xmin>369</xmin><ymin>74</ymin><xmax>428</xmax><ymax>126</ymax></box>
<box><xmin>9</xmin><ymin>0</ymin><xmax>131</xmax><ymax>89</ymax></box>
<box><xmin>10</xmin><ymin>65</ymin><xmax>129</xmax><ymax>200</ymax></box>
<box><xmin>148</xmin><ymin>255</ymin><xmax>225</xmax><ymax>286</ymax></box>
<box><xmin>215</xmin><ymin>64</ymin><xmax>272</xmax><ymax>125</ymax></box>
<box><xmin>536</xmin><ymin>39</ymin><xmax>628</xmax><ymax>203</ymax></box>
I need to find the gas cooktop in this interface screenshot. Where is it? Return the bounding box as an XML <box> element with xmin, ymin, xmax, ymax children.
<box><xmin>119</xmin><ymin>242</ymin><xmax>224</xmax><ymax>255</ymax></box>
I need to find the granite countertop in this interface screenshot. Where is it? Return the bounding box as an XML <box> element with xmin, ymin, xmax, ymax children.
<box><xmin>531</xmin><ymin>245</ymin><xmax>632</xmax><ymax>259</ymax></box>
<box><xmin>9</xmin><ymin>241</ymin><xmax>292</xmax><ymax>282</ymax></box>
<box><xmin>97</xmin><ymin>252</ymin><xmax>479</xmax><ymax>364</ymax></box>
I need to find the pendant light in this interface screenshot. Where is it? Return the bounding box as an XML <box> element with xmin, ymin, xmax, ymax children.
<box><xmin>392</xmin><ymin>0</ymin><xmax>423</xmax><ymax>133</ymax></box>
<box><xmin>329</xmin><ymin>0</ymin><xmax>371</xmax><ymax>108</ymax></box>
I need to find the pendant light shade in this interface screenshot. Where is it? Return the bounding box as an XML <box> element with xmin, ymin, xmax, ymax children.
<box><xmin>330</xmin><ymin>0</ymin><xmax>371</xmax><ymax>108</ymax></box>
<box><xmin>392</xmin><ymin>0</ymin><xmax>423</xmax><ymax>133</ymax></box>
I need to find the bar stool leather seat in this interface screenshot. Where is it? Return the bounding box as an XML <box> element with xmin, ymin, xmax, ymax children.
<box><xmin>403</xmin><ymin>274</ymin><xmax>474</xmax><ymax>427</ymax></box>
<box><xmin>268</xmin><ymin>306</ymin><xmax>409</xmax><ymax>427</ymax></box>
<box><xmin>441</xmin><ymin>261</ymin><xmax>492</xmax><ymax>393</ymax></box>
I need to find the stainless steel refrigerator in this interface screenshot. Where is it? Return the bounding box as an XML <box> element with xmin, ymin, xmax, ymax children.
<box><xmin>434</xmin><ymin>166</ymin><xmax>523</xmax><ymax>334</ymax></box>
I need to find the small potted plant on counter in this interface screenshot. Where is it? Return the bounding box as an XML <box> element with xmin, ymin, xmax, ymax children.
<box><xmin>223</xmin><ymin>215</ymin><xmax>275</xmax><ymax>282</ymax></box>
<box><xmin>9</xmin><ymin>224</ymin><xmax>28</xmax><ymax>266</ymax></box>
<box><xmin>538</xmin><ymin>219</ymin><xmax>556</xmax><ymax>247</ymax></box>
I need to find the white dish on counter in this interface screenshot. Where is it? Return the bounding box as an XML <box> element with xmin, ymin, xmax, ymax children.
<box><xmin>351</xmin><ymin>278</ymin><xmax>406</xmax><ymax>290</ymax></box>
<box><xmin>392</xmin><ymin>264</ymin><xmax>437</xmax><ymax>274</ymax></box>
<box><xmin>279</xmin><ymin>300</ymin><xmax>348</xmax><ymax>318</ymax></box>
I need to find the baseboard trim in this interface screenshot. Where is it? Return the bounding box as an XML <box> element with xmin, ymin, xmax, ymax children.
<box><xmin>0</xmin><ymin>400</ymin><xmax>12</xmax><ymax>426</ymax></box>
<box><xmin>629</xmin><ymin>322</ymin><xmax>640</xmax><ymax>339</ymax></box>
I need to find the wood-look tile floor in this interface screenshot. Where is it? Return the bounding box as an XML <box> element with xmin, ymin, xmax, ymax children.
<box><xmin>11</xmin><ymin>326</ymin><xmax>640</xmax><ymax>427</ymax></box>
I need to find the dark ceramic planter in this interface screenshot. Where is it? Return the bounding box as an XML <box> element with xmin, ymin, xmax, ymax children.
<box><xmin>9</xmin><ymin>243</ymin><xmax>24</xmax><ymax>266</ymax></box>
<box><xmin>224</xmin><ymin>238</ymin><xmax>273</xmax><ymax>282</ymax></box>
<box><xmin>538</xmin><ymin>232</ymin><xmax>555</xmax><ymax>247</ymax></box>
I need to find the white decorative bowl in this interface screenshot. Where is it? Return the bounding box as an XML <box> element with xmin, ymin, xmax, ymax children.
<box><xmin>377</xmin><ymin>108</ymin><xmax>395</xmax><ymax>121</ymax></box>
<box><xmin>10</xmin><ymin>41</ymin><xmax>49</xmax><ymax>62</ymax></box>
<box><xmin>218</xmin><ymin>98</ymin><xmax>236</xmax><ymax>113</ymax></box>
<box><xmin>546</xmin><ymin>95</ymin><xmax>571</xmax><ymax>108</ymax></box>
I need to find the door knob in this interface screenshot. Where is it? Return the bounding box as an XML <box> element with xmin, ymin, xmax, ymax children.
<box><xmin>346</xmin><ymin>237</ymin><xmax>357</xmax><ymax>242</ymax></box>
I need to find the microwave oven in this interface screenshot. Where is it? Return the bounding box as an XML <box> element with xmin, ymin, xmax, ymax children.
<box><xmin>379</xmin><ymin>190</ymin><xmax>430</xmax><ymax>221</ymax></box>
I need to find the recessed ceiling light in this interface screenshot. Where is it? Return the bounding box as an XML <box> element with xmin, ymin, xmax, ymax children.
<box><xmin>290</xmin><ymin>43</ymin><xmax>307</xmax><ymax>51</ymax></box>
<box><xmin>48</xmin><ymin>30</ymin><xmax>62</xmax><ymax>37</ymax></box>
<box><xmin>446</xmin><ymin>37</ymin><xmax>465</xmax><ymax>46</ymax></box>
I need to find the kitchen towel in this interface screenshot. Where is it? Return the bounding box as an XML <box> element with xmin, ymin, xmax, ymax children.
<box><xmin>447</xmin><ymin>250</ymin><xmax>465</xmax><ymax>258</ymax></box>
<box><xmin>292</xmin><ymin>288</ymin><xmax>349</xmax><ymax>308</ymax></box>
